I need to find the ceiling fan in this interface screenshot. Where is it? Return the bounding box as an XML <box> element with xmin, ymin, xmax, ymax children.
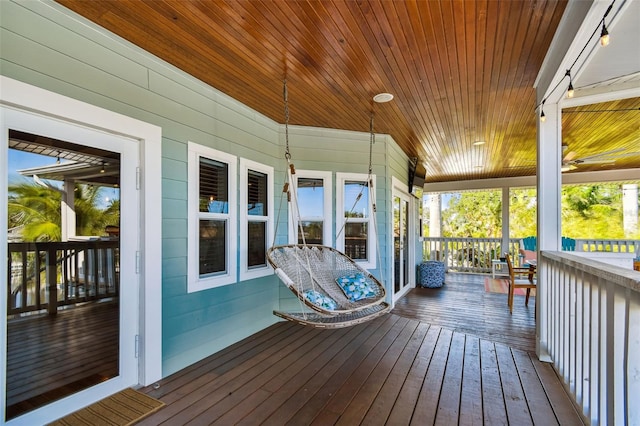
<box><xmin>561</xmin><ymin>145</ymin><xmax>637</xmax><ymax>172</ymax></box>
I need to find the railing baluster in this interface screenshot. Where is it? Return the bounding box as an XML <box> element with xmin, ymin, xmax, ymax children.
<box><xmin>46</xmin><ymin>247</ymin><xmax>57</xmax><ymax>315</ymax></box>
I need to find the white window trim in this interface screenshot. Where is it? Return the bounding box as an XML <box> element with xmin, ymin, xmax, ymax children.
<box><xmin>239</xmin><ymin>158</ymin><xmax>274</xmax><ymax>281</ymax></box>
<box><xmin>187</xmin><ymin>142</ymin><xmax>237</xmax><ymax>292</ymax></box>
<box><xmin>289</xmin><ymin>170</ymin><xmax>333</xmax><ymax>246</ymax></box>
<box><xmin>336</xmin><ymin>172</ymin><xmax>377</xmax><ymax>269</ymax></box>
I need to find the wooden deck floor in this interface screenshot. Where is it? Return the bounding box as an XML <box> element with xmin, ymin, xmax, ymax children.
<box><xmin>393</xmin><ymin>273</ymin><xmax>536</xmax><ymax>352</ymax></box>
<box><xmin>5</xmin><ymin>301</ymin><xmax>119</xmax><ymax>420</ymax></box>
<box><xmin>139</xmin><ymin>274</ymin><xmax>583</xmax><ymax>425</ymax></box>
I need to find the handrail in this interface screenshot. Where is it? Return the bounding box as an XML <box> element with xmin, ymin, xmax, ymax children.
<box><xmin>7</xmin><ymin>240</ymin><xmax>119</xmax><ymax>316</ymax></box>
<box><xmin>539</xmin><ymin>251</ymin><xmax>639</xmax><ymax>425</ymax></box>
<box><xmin>422</xmin><ymin>237</ymin><xmax>640</xmax><ymax>273</ymax></box>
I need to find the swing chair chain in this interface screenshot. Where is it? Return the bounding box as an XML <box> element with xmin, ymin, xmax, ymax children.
<box><xmin>283</xmin><ymin>78</ymin><xmax>291</xmax><ymax>161</ymax></box>
<box><xmin>368</xmin><ymin>112</ymin><xmax>374</xmax><ymax>176</ymax></box>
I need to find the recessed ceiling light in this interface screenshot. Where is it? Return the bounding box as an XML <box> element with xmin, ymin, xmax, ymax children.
<box><xmin>473</xmin><ymin>141</ymin><xmax>485</xmax><ymax>146</ymax></box>
<box><xmin>373</xmin><ymin>93</ymin><xmax>394</xmax><ymax>103</ymax></box>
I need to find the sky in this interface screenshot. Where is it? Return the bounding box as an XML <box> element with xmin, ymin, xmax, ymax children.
<box><xmin>8</xmin><ymin>149</ymin><xmax>118</xmax><ymax>208</ymax></box>
<box><xmin>8</xmin><ymin>149</ymin><xmax>57</xmax><ymax>184</ymax></box>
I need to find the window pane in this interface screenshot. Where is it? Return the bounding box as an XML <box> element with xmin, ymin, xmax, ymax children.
<box><xmin>200</xmin><ymin>157</ymin><xmax>228</xmax><ymax>213</ymax></box>
<box><xmin>248</xmin><ymin>169</ymin><xmax>267</xmax><ymax>216</ymax></box>
<box><xmin>344</xmin><ymin>180</ymin><xmax>368</xmax><ymax>218</ymax></box>
<box><xmin>199</xmin><ymin>220</ymin><xmax>226</xmax><ymax>275</ymax></box>
<box><xmin>248</xmin><ymin>222</ymin><xmax>267</xmax><ymax>268</ymax></box>
<box><xmin>298</xmin><ymin>178</ymin><xmax>324</xmax><ymax>218</ymax></box>
<box><xmin>345</xmin><ymin>222</ymin><xmax>368</xmax><ymax>259</ymax></box>
<box><xmin>297</xmin><ymin>221</ymin><xmax>323</xmax><ymax>245</ymax></box>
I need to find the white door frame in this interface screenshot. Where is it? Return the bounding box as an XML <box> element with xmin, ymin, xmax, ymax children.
<box><xmin>391</xmin><ymin>176</ymin><xmax>415</xmax><ymax>305</ymax></box>
<box><xmin>0</xmin><ymin>77</ymin><xmax>162</xmax><ymax>425</ymax></box>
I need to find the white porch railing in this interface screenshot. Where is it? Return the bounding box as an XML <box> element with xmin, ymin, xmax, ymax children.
<box><xmin>575</xmin><ymin>239</ymin><xmax>639</xmax><ymax>254</ymax></box>
<box><xmin>540</xmin><ymin>251</ymin><xmax>639</xmax><ymax>425</ymax></box>
<box><xmin>423</xmin><ymin>237</ymin><xmax>640</xmax><ymax>273</ymax></box>
<box><xmin>422</xmin><ymin>237</ymin><xmax>522</xmax><ymax>272</ymax></box>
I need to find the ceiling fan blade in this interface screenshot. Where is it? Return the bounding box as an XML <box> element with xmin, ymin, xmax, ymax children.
<box><xmin>561</xmin><ymin>164</ymin><xmax>578</xmax><ymax>172</ymax></box>
<box><xmin>577</xmin><ymin>147</ymin><xmax>627</xmax><ymax>161</ymax></box>
<box><xmin>577</xmin><ymin>159</ymin><xmax>616</xmax><ymax>164</ymax></box>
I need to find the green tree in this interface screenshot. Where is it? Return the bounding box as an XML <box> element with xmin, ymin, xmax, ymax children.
<box><xmin>562</xmin><ymin>184</ymin><xmax>625</xmax><ymax>239</ymax></box>
<box><xmin>8</xmin><ymin>181</ymin><xmax>120</xmax><ymax>241</ymax></box>
<box><xmin>441</xmin><ymin>190</ymin><xmax>502</xmax><ymax>237</ymax></box>
<box><xmin>510</xmin><ymin>188</ymin><xmax>537</xmax><ymax>238</ymax></box>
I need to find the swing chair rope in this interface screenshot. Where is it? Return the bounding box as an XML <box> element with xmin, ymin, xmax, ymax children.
<box><xmin>335</xmin><ymin>112</ymin><xmax>375</xmax><ymax>241</ymax></box>
<box><xmin>274</xmin><ymin>78</ymin><xmax>316</xmax><ymax>318</ymax></box>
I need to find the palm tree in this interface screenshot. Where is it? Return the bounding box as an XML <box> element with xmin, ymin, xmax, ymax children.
<box><xmin>8</xmin><ymin>180</ymin><xmax>62</xmax><ymax>241</ymax></box>
<box><xmin>8</xmin><ymin>181</ymin><xmax>120</xmax><ymax>241</ymax></box>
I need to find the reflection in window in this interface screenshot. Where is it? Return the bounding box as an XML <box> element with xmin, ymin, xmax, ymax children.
<box><xmin>199</xmin><ymin>158</ymin><xmax>228</xmax><ymax>213</ymax></box>
<box><xmin>336</xmin><ymin>173</ymin><xmax>376</xmax><ymax>269</ymax></box>
<box><xmin>247</xmin><ymin>169</ymin><xmax>267</xmax><ymax>268</ymax></box>
<box><xmin>199</xmin><ymin>220</ymin><xmax>226</xmax><ymax>275</ymax></box>
<box><xmin>248</xmin><ymin>222</ymin><xmax>266</xmax><ymax>268</ymax></box>
<box><xmin>344</xmin><ymin>180</ymin><xmax>369</xmax><ymax>218</ymax></box>
<box><xmin>345</xmin><ymin>222</ymin><xmax>368</xmax><ymax>259</ymax></box>
<box><xmin>296</xmin><ymin>176</ymin><xmax>329</xmax><ymax>245</ymax></box>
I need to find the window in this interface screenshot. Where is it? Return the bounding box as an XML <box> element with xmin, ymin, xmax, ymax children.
<box><xmin>290</xmin><ymin>170</ymin><xmax>332</xmax><ymax>246</ymax></box>
<box><xmin>240</xmin><ymin>158</ymin><xmax>274</xmax><ymax>281</ymax></box>
<box><xmin>188</xmin><ymin>142</ymin><xmax>237</xmax><ymax>291</ymax></box>
<box><xmin>336</xmin><ymin>173</ymin><xmax>376</xmax><ymax>269</ymax></box>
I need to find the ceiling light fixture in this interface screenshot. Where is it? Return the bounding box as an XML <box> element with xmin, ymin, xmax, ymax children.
<box><xmin>56</xmin><ymin>151</ymin><xmax>61</xmax><ymax>164</ymax></box>
<box><xmin>473</xmin><ymin>141</ymin><xmax>485</xmax><ymax>146</ymax></box>
<box><xmin>600</xmin><ymin>20</ymin><xmax>610</xmax><ymax>46</ymax></box>
<box><xmin>100</xmin><ymin>163</ymin><xmax>106</xmax><ymax>173</ymax></box>
<box><xmin>540</xmin><ymin>100</ymin><xmax>546</xmax><ymax>123</ymax></box>
<box><xmin>566</xmin><ymin>70</ymin><xmax>574</xmax><ymax>98</ymax></box>
<box><xmin>373</xmin><ymin>93</ymin><xmax>394</xmax><ymax>103</ymax></box>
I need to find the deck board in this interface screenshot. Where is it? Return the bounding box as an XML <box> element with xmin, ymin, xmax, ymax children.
<box><xmin>459</xmin><ymin>337</ymin><xmax>483</xmax><ymax>425</ymax></box>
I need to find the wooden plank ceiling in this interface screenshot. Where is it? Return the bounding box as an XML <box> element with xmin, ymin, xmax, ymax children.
<box><xmin>56</xmin><ymin>0</ymin><xmax>640</xmax><ymax>183</ymax></box>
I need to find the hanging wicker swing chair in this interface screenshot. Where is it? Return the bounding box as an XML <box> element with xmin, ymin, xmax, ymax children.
<box><xmin>268</xmin><ymin>80</ymin><xmax>390</xmax><ymax>328</ymax></box>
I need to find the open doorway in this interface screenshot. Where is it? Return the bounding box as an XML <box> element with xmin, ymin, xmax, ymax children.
<box><xmin>6</xmin><ymin>130</ymin><xmax>122</xmax><ymax>420</ymax></box>
<box><xmin>2</xmin><ymin>103</ymin><xmax>141</xmax><ymax>424</ymax></box>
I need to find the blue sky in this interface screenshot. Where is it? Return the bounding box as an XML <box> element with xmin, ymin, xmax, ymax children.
<box><xmin>8</xmin><ymin>149</ymin><xmax>118</xmax><ymax>207</ymax></box>
<box><xmin>8</xmin><ymin>149</ymin><xmax>57</xmax><ymax>184</ymax></box>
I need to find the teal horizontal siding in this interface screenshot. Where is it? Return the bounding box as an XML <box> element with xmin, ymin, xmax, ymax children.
<box><xmin>1</xmin><ymin>0</ymin><xmax>410</xmax><ymax>379</ymax></box>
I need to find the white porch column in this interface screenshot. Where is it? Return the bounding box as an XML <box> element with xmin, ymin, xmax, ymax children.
<box><xmin>622</xmin><ymin>184</ymin><xmax>638</xmax><ymax>238</ymax></box>
<box><xmin>61</xmin><ymin>179</ymin><xmax>76</xmax><ymax>241</ymax></box>
<box><xmin>536</xmin><ymin>101</ymin><xmax>562</xmax><ymax>362</ymax></box>
<box><xmin>501</xmin><ymin>187</ymin><xmax>510</xmax><ymax>257</ymax></box>
<box><xmin>429</xmin><ymin>193</ymin><xmax>441</xmax><ymax>237</ymax></box>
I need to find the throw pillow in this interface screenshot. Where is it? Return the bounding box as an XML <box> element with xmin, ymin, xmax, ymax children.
<box><xmin>304</xmin><ymin>290</ymin><xmax>338</xmax><ymax>311</ymax></box>
<box><xmin>335</xmin><ymin>273</ymin><xmax>376</xmax><ymax>302</ymax></box>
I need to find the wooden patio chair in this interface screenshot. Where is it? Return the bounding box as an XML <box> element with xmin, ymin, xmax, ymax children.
<box><xmin>504</xmin><ymin>254</ymin><xmax>536</xmax><ymax>314</ymax></box>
